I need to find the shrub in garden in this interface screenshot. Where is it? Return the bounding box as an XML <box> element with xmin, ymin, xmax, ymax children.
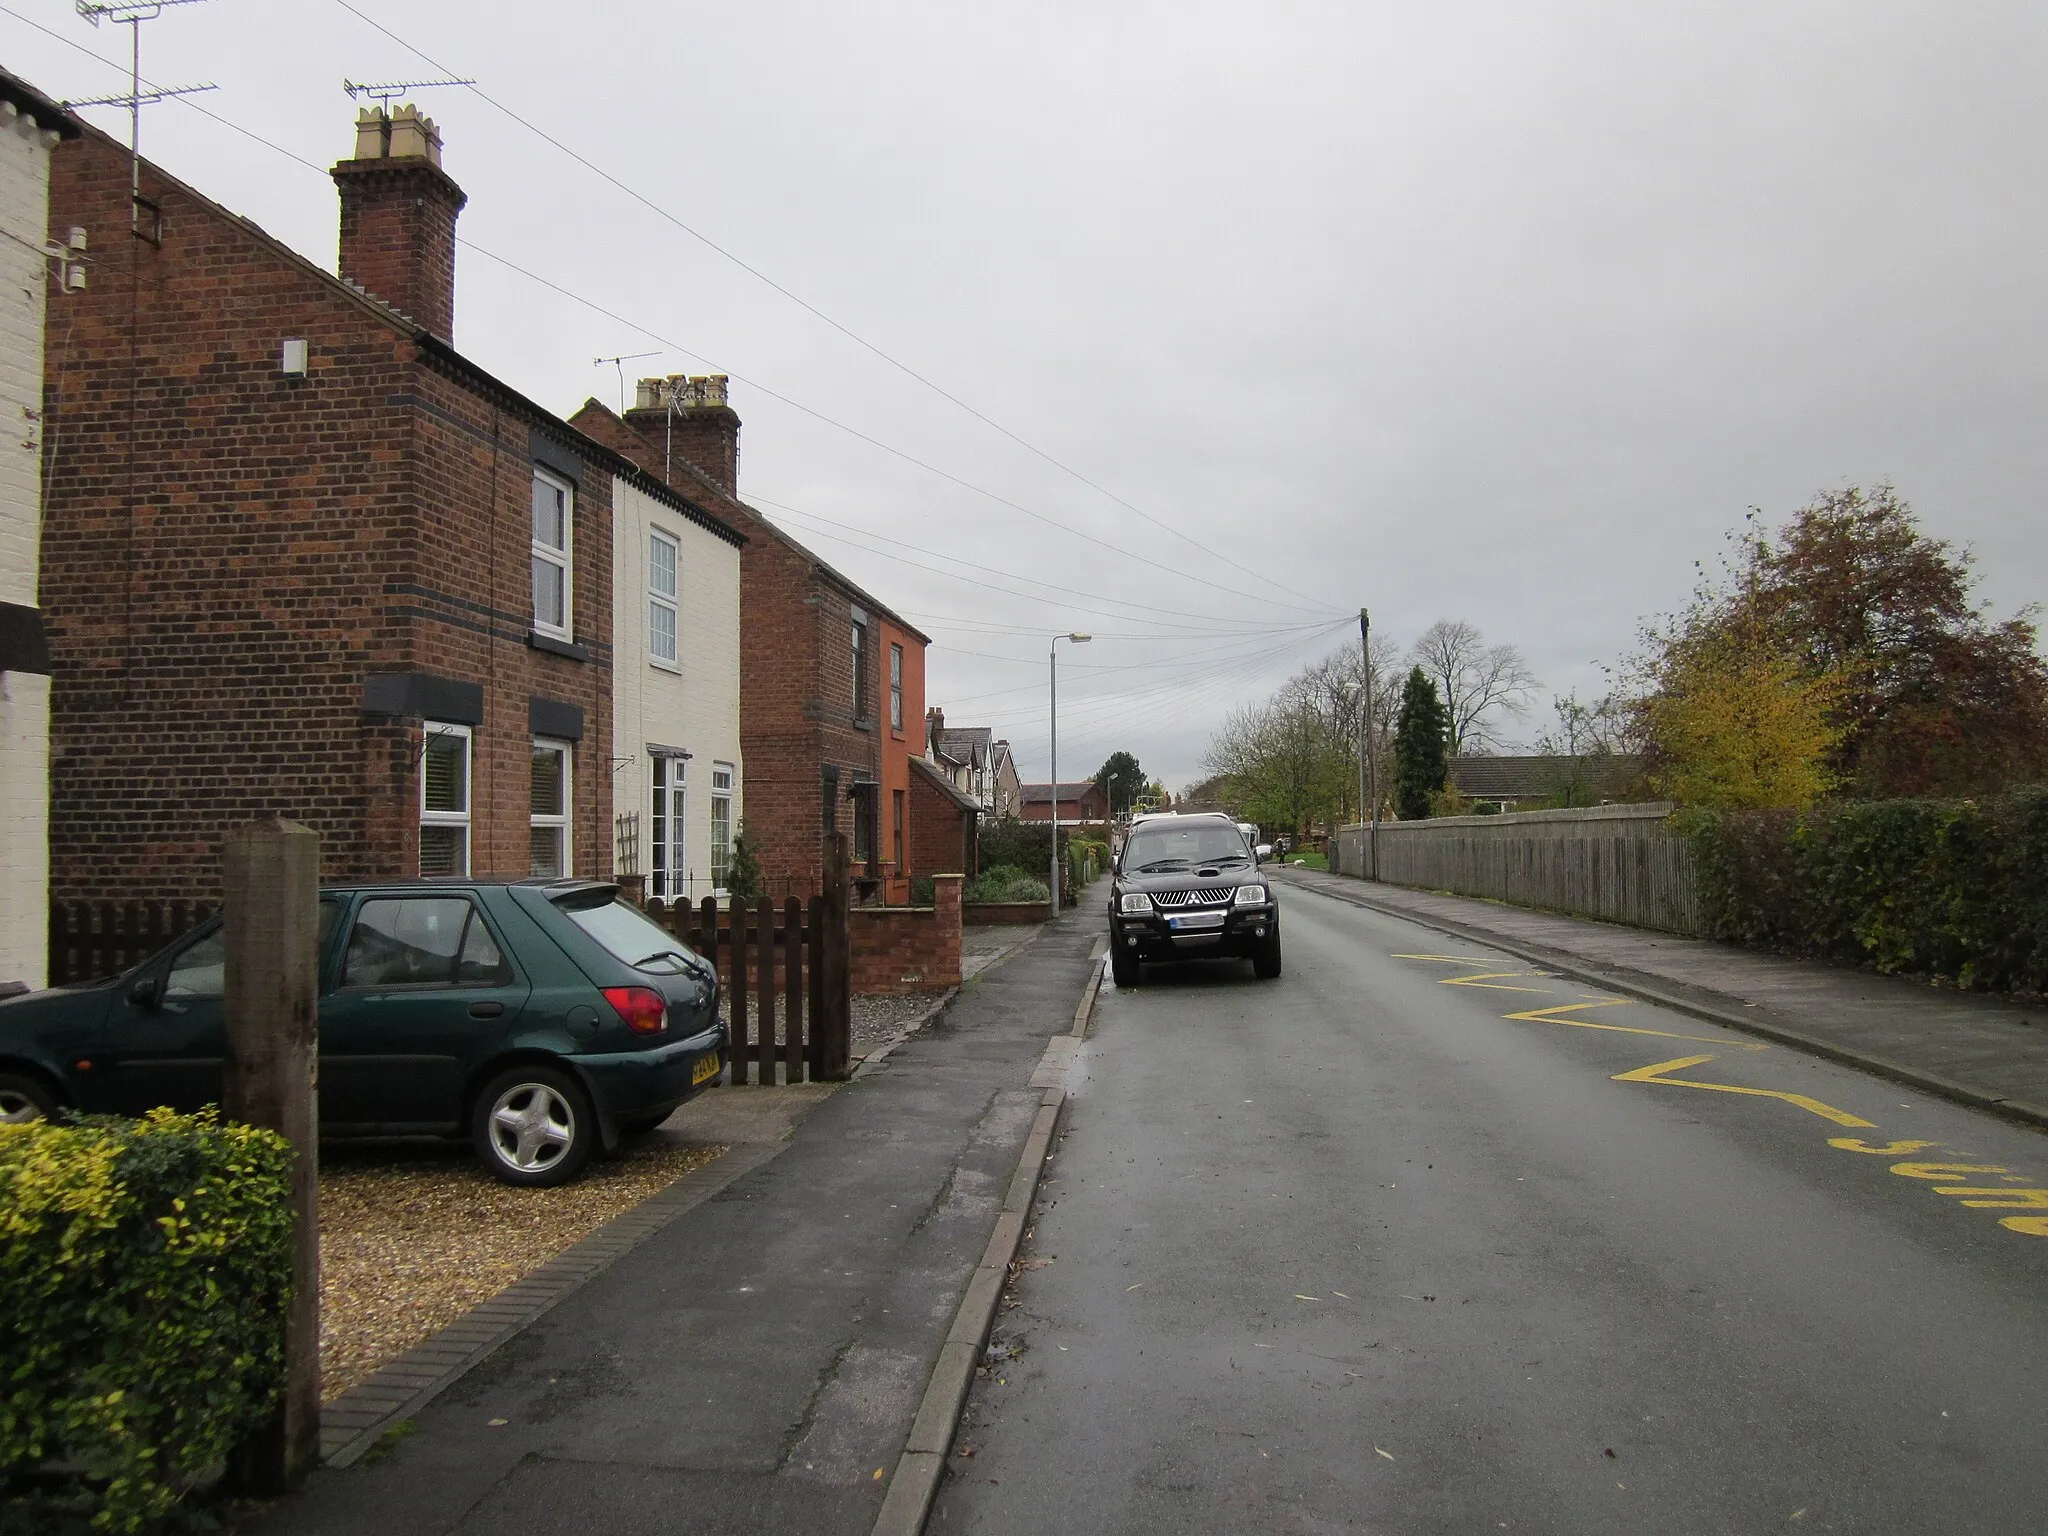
<box><xmin>1683</xmin><ymin>785</ymin><xmax>2048</xmax><ymax>992</ymax></box>
<box><xmin>963</xmin><ymin>865</ymin><xmax>1051</xmax><ymax>905</ymax></box>
<box><xmin>1</xmin><ymin>1109</ymin><xmax>295</xmax><ymax>1532</ymax></box>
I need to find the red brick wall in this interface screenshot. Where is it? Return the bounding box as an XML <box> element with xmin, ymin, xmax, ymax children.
<box><xmin>333</xmin><ymin>156</ymin><xmax>464</xmax><ymax>341</ymax></box>
<box><xmin>849</xmin><ymin>873</ymin><xmax>961</xmax><ymax>994</ymax></box>
<box><xmin>571</xmin><ymin>399</ymin><xmax>883</xmax><ymax>898</ymax></box>
<box><xmin>40</xmin><ymin>124</ymin><xmax>611</xmax><ymax>903</ymax></box>
<box><xmin>907</xmin><ymin>764</ymin><xmax>974</xmax><ymax>880</ymax></box>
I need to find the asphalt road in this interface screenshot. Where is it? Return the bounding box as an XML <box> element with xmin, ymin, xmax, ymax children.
<box><xmin>929</xmin><ymin>881</ymin><xmax>2048</xmax><ymax>1535</ymax></box>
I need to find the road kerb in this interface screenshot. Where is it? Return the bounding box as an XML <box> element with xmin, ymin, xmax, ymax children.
<box><xmin>870</xmin><ymin>976</ymin><xmax>1096</xmax><ymax>1536</ymax></box>
<box><xmin>1283</xmin><ymin>874</ymin><xmax>2048</xmax><ymax>1136</ymax></box>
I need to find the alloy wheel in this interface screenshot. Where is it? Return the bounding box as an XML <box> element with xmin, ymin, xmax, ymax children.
<box><xmin>488</xmin><ymin>1082</ymin><xmax>576</xmax><ymax>1172</ymax></box>
<box><xmin>0</xmin><ymin>1087</ymin><xmax>44</xmax><ymax>1124</ymax></box>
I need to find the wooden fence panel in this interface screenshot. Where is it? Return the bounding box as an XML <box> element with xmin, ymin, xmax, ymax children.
<box><xmin>782</xmin><ymin>896</ymin><xmax>805</xmax><ymax>1086</ymax></box>
<box><xmin>1331</xmin><ymin>803</ymin><xmax>1701</xmax><ymax>935</ymax></box>
<box><xmin>47</xmin><ymin>900</ymin><xmax>217</xmax><ymax>987</ymax></box>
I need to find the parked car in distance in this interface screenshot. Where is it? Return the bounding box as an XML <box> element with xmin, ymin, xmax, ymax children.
<box><xmin>0</xmin><ymin>879</ymin><xmax>725</xmax><ymax>1186</ymax></box>
<box><xmin>1107</xmin><ymin>811</ymin><xmax>1280</xmax><ymax>987</ymax></box>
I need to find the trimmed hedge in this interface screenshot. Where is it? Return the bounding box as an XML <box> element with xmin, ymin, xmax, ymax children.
<box><xmin>1682</xmin><ymin>785</ymin><xmax>2048</xmax><ymax>992</ymax></box>
<box><xmin>1</xmin><ymin>1109</ymin><xmax>296</xmax><ymax>1532</ymax></box>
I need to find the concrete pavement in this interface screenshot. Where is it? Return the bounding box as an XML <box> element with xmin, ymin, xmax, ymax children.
<box><xmin>1277</xmin><ymin>866</ymin><xmax>2048</xmax><ymax>1125</ymax></box>
<box><xmin>250</xmin><ymin>894</ymin><xmax>1102</xmax><ymax>1536</ymax></box>
<box><xmin>933</xmin><ymin>881</ymin><xmax>2048</xmax><ymax>1534</ymax></box>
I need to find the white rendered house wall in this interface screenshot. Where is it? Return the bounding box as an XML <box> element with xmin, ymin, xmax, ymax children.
<box><xmin>610</xmin><ymin>475</ymin><xmax>742</xmax><ymax>903</ymax></box>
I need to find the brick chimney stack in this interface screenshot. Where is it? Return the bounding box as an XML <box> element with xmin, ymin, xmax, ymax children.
<box><xmin>332</xmin><ymin>105</ymin><xmax>466</xmax><ymax>341</ymax></box>
<box><xmin>926</xmin><ymin>706</ymin><xmax>945</xmax><ymax>753</ymax></box>
<box><xmin>625</xmin><ymin>374</ymin><xmax>742</xmax><ymax>497</ymax></box>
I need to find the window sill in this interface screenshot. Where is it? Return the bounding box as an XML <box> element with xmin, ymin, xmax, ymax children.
<box><xmin>649</xmin><ymin>657</ymin><xmax>682</xmax><ymax>675</ymax></box>
<box><xmin>853</xmin><ymin>716</ymin><xmax>876</xmax><ymax>733</ymax></box>
<box><xmin>528</xmin><ymin>631</ymin><xmax>590</xmax><ymax>662</ymax></box>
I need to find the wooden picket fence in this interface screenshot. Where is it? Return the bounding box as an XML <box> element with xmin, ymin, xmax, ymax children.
<box><xmin>644</xmin><ymin>891</ymin><xmax>850</xmax><ymax>1085</ymax></box>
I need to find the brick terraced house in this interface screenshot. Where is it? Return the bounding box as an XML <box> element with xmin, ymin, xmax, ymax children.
<box><xmin>37</xmin><ymin>104</ymin><xmax>692</xmax><ymax>903</ymax></box>
<box><xmin>570</xmin><ymin>382</ymin><xmax>938</xmax><ymax>901</ymax></box>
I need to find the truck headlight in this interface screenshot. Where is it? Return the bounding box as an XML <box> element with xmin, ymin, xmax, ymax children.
<box><xmin>1119</xmin><ymin>892</ymin><xmax>1154</xmax><ymax>914</ymax></box>
<box><xmin>1234</xmin><ymin>885</ymin><xmax>1269</xmax><ymax>907</ymax></box>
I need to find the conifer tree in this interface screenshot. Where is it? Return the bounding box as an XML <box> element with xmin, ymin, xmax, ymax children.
<box><xmin>1394</xmin><ymin>667</ymin><xmax>1450</xmax><ymax>821</ymax></box>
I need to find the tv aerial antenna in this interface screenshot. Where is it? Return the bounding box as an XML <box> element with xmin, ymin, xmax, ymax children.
<box><xmin>69</xmin><ymin>0</ymin><xmax>216</xmax><ymax>235</ymax></box>
<box><xmin>594</xmin><ymin>351</ymin><xmax>659</xmax><ymax>415</ymax></box>
<box><xmin>343</xmin><ymin>77</ymin><xmax>476</xmax><ymax>113</ymax></box>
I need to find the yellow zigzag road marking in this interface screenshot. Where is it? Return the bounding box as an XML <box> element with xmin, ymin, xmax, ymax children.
<box><xmin>1502</xmin><ymin>1000</ymin><xmax>1769</xmax><ymax>1050</ymax></box>
<box><xmin>1392</xmin><ymin>954</ymin><xmax>1504</xmax><ymax>964</ymax></box>
<box><xmin>1612</xmin><ymin>1055</ymin><xmax>1875</xmax><ymax>1128</ymax></box>
<box><xmin>1439</xmin><ymin>971</ymin><xmax>1555</xmax><ymax>994</ymax></box>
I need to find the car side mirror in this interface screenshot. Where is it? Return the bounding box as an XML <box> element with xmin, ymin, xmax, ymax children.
<box><xmin>127</xmin><ymin>973</ymin><xmax>162</xmax><ymax>1009</ymax></box>
<box><xmin>1255</xmin><ymin>844</ymin><xmax>1273</xmax><ymax>863</ymax></box>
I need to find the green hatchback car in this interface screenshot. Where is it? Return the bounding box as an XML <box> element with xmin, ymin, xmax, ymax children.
<box><xmin>0</xmin><ymin>879</ymin><xmax>725</xmax><ymax>1186</ymax></box>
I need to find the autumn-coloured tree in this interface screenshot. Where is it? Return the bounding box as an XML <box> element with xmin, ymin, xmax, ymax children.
<box><xmin>1633</xmin><ymin>488</ymin><xmax>2048</xmax><ymax>802</ymax></box>
<box><xmin>1752</xmin><ymin>486</ymin><xmax>2048</xmax><ymax>797</ymax></box>
<box><xmin>1644</xmin><ymin>622</ymin><xmax>1844</xmax><ymax>810</ymax></box>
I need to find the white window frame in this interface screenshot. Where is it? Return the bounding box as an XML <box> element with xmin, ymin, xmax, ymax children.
<box><xmin>531</xmin><ymin>467</ymin><xmax>574</xmax><ymax>641</ymax></box>
<box><xmin>710</xmin><ymin>762</ymin><xmax>734</xmax><ymax>895</ymax></box>
<box><xmin>650</xmin><ymin>754</ymin><xmax>689</xmax><ymax>902</ymax></box>
<box><xmin>530</xmin><ymin>738</ymin><xmax>572</xmax><ymax>878</ymax></box>
<box><xmin>889</xmin><ymin>643</ymin><xmax>904</xmax><ymax>732</ymax></box>
<box><xmin>420</xmin><ymin>722</ymin><xmax>472</xmax><ymax>878</ymax></box>
<box><xmin>648</xmin><ymin>526</ymin><xmax>679</xmax><ymax>670</ymax></box>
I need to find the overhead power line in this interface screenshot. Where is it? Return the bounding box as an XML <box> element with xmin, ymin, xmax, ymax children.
<box><xmin>326</xmin><ymin>0</ymin><xmax>1335</xmax><ymax>615</ymax></box>
<box><xmin>5</xmin><ymin>1</ymin><xmax>1343</xmax><ymax>624</ymax></box>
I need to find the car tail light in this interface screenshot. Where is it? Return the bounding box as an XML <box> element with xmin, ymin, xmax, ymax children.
<box><xmin>603</xmin><ymin>985</ymin><xmax>668</xmax><ymax>1035</ymax></box>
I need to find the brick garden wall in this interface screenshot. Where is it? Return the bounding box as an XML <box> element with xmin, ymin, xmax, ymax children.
<box><xmin>849</xmin><ymin>873</ymin><xmax>961</xmax><ymax>994</ymax></box>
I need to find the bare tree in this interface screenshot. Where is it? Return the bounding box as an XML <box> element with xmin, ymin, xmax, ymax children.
<box><xmin>1409</xmin><ymin>620</ymin><xmax>1538</xmax><ymax>755</ymax></box>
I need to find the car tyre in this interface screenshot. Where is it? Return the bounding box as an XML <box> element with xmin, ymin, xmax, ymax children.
<box><xmin>1110</xmin><ymin>946</ymin><xmax>1142</xmax><ymax>989</ymax></box>
<box><xmin>0</xmin><ymin>1070</ymin><xmax>60</xmax><ymax>1125</ymax></box>
<box><xmin>473</xmin><ymin>1064</ymin><xmax>596</xmax><ymax>1187</ymax></box>
<box><xmin>1252</xmin><ymin>930</ymin><xmax>1283</xmax><ymax>980</ymax></box>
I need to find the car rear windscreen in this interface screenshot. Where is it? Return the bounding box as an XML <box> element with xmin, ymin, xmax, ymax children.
<box><xmin>554</xmin><ymin>892</ymin><xmax>700</xmax><ymax>974</ymax></box>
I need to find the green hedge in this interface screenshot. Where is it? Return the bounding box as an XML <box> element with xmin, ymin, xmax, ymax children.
<box><xmin>1</xmin><ymin>1109</ymin><xmax>296</xmax><ymax>1532</ymax></box>
<box><xmin>964</xmin><ymin>865</ymin><xmax>1050</xmax><ymax>905</ymax></box>
<box><xmin>1682</xmin><ymin>785</ymin><xmax>2048</xmax><ymax>991</ymax></box>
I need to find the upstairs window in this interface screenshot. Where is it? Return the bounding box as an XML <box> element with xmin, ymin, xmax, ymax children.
<box><xmin>889</xmin><ymin>643</ymin><xmax>904</xmax><ymax>731</ymax></box>
<box><xmin>649</xmin><ymin>529</ymin><xmax>678</xmax><ymax>666</ymax></box>
<box><xmin>531</xmin><ymin>468</ymin><xmax>573</xmax><ymax>639</ymax></box>
<box><xmin>420</xmin><ymin>723</ymin><xmax>471</xmax><ymax>877</ymax></box>
<box><xmin>851</xmin><ymin>607</ymin><xmax>871</xmax><ymax>721</ymax></box>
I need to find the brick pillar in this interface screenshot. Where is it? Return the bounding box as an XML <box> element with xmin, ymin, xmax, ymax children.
<box><xmin>932</xmin><ymin>872</ymin><xmax>963</xmax><ymax>989</ymax></box>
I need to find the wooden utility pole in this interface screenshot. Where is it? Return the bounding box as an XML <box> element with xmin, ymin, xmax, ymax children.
<box><xmin>221</xmin><ymin>818</ymin><xmax>322</xmax><ymax>1491</ymax></box>
<box><xmin>1359</xmin><ymin>608</ymin><xmax>1380</xmax><ymax>881</ymax></box>
<box><xmin>816</xmin><ymin>831</ymin><xmax>853</xmax><ymax>1080</ymax></box>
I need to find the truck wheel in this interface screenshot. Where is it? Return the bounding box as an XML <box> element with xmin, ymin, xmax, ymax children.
<box><xmin>1111</xmin><ymin>946</ymin><xmax>1142</xmax><ymax>988</ymax></box>
<box><xmin>1253</xmin><ymin>931</ymin><xmax>1283</xmax><ymax>980</ymax></box>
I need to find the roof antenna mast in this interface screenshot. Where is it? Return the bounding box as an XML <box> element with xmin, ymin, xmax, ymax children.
<box><xmin>71</xmin><ymin>0</ymin><xmax>216</xmax><ymax>235</ymax></box>
<box><xmin>594</xmin><ymin>351</ymin><xmax>658</xmax><ymax>416</ymax></box>
<box><xmin>342</xmin><ymin>75</ymin><xmax>477</xmax><ymax>113</ymax></box>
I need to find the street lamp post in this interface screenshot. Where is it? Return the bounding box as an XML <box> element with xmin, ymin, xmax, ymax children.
<box><xmin>1049</xmin><ymin>632</ymin><xmax>1091</xmax><ymax>915</ymax></box>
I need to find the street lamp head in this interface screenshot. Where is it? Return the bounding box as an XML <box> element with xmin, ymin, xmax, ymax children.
<box><xmin>1068</xmin><ymin>632</ymin><xmax>1092</xmax><ymax>643</ymax></box>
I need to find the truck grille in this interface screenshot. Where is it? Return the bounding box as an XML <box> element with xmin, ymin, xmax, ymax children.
<box><xmin>1153</xmin><ymin>887</ymin><xmax>1234</xmax><ymax>908</ymax></box>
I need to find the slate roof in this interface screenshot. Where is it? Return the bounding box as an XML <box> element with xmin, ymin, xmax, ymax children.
<box><xmin>1020</xmin><ymin>781</ymin><xmax>1101</xmax><ymax>803</ymax></box>
<box><xmin>910</xmin><ymin>755</ymin><xmax>982</xmax><ymax>813</ymax></box>
<box><xmin>936</xmin><ymin>726</ymin><xmax>993</xmax><ymax>768</ymax></box>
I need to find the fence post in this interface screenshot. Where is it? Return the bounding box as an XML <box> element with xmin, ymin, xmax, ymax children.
<box><xmin>817</xmin><ymin>832</ymin><xmax>852</xmax><ymax>1079</ymax></box>
<box><xmin>220</xmin><ymin>818</ymin><xmax>321</xmax><ymax>1493</ymax></box>
<box><xmin>782</xmin><ymin>895</ymin><xmax>804</xmax><ymax>1085</ymax></box>
<box><xmin>754</xmin><ymin>894</ymin><xmax>774</xmax><ymax>1084</ymax></box>
<box><xmin>731</xmin><ymin>896</ymin><xmax>752</xmax><ymax>1085</ymax></box>
<box><xmin>806</xmin><ymin>894</ymin><xmax>826</xmax><ymax>1081</ymax></box>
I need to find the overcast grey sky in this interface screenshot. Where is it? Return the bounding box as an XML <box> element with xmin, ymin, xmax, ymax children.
<box><xmin>8</xmin><ymin>1</ymin><xmax>2045</xmax><ymax>790</ymax></box>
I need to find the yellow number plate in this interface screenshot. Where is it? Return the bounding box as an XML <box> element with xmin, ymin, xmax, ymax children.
<box><xmin>691</xmin><ymin>1052</ymin><xmax>721</xmax><ymax>1086</ymax></box>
